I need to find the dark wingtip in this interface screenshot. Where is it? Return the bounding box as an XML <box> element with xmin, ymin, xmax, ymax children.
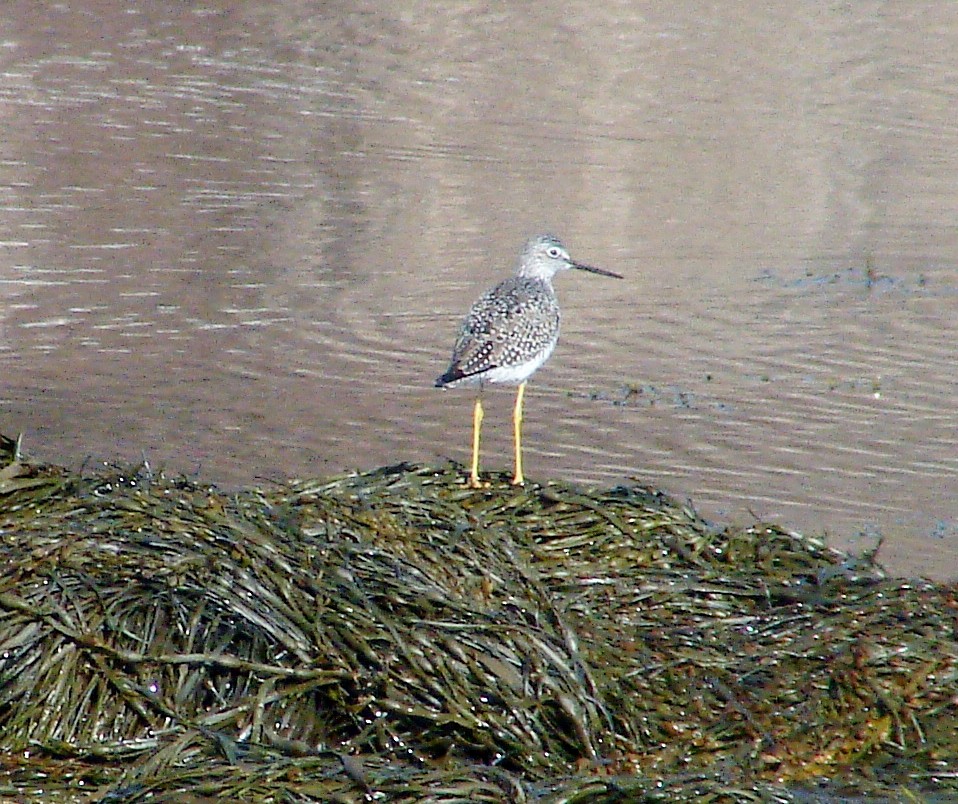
<box><xmin>435</xmin><ymin>369</ymin><xmax>460</xmax><ymax>387</ymax></box>
<box><xmin>436</xmin><ymin>365</ymin><xmax>486</xmax><ymax>387</ymax></box>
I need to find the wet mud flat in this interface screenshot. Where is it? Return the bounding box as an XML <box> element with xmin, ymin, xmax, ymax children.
<box><xmin>0</xmin><ymin>432</ymin><xmax>955</xmax><ymax>802</ymax></box>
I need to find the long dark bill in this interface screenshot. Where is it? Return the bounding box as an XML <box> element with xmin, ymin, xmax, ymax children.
<box><xmin>572</xmin><ymin>261</ymin><xmax>623</xmax><ymax>279</ymax></box>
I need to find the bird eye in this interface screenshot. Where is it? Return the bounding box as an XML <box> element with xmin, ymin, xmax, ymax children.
<box><xmin>546</xmin><ymin>247</ymin><xmax>561</xmax><ymax>258</ymax></box>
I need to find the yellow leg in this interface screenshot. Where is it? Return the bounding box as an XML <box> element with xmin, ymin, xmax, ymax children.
<box><xmin>512</xmin><ymin>381</ymin><xmax>527</xmax><ymax>485</ymax></box>
<box><xmin>469</xmin><ymin>396</ymin><xmax>485</xmax><ymax>488</ymax></box>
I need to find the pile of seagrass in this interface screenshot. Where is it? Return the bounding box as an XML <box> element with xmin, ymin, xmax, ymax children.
<box><xmin>0</xmin><ymin>430</ymin><xmax>956</xmax><ymax>802</ymax></box>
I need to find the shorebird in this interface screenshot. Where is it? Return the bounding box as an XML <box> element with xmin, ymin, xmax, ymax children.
<box><xmin>435</xmin><ymin>234</ymin><xmax>622</xmax><ymax>488</ymax></box>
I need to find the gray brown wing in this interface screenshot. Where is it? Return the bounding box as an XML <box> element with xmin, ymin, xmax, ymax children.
<box><xmin>448</xmin><ymin>277</ymin><xmax>559</xmax><ymax>379</ymax></box>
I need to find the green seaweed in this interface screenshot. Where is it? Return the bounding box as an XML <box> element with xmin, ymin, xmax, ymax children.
<box><xmin>0</xmin><ymin>433</ymin><xmax>954</xmax><ymax>802</ymax></box>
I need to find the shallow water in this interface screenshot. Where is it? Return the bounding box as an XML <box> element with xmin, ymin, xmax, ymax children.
<box><xmin>1</xmin><ymin>2</ymin><xmax>957</xmax><ymax>578</ymax></box>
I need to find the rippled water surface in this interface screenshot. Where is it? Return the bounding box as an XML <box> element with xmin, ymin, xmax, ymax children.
<box><xmin>2</xmin><ymin>2</ymin><xmax>957</xmax><ymax>578</ymax></box>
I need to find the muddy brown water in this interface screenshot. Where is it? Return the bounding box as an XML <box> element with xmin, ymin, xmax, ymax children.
<box><xmin>1</xmin><ymin>3</ymin><xmax>957</xmax><ymax>578</ymax></box>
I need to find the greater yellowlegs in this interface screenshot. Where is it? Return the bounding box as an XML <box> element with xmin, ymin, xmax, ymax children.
<box><xmin>435</xmin><ymin>234</ymin><xmax>622</xmax><ymax>488</ymax></box>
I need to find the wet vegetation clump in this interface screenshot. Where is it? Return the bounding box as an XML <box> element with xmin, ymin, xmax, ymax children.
<box><xmin>0</xmin><ymin>431</ymin><xmax>956</xmax><ymax>802</ymax></box>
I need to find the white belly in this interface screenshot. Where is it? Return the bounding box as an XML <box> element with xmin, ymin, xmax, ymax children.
<box><xmin>480</xmin><ymin>343</ymin><xmax>556</xmax><ymax>385</ymax></box>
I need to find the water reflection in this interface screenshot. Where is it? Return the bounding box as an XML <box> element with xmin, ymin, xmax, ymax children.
<box><xmin>1</xmin><ymin>2</ymin><xmax>957</xmax><ymax>578</ymax></box>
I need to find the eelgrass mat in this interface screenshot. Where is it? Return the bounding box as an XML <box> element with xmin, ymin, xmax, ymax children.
<box><xmin>1</xmin><ymin>432</ymin><xmax>955</xmax><ymax>802</ymax></box>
